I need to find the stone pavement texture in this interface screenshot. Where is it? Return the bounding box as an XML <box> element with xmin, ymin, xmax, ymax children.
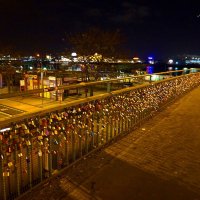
<box><xmin>16</xmin><ymin>86</ymin><xmax>200</xmax><ymax>200</ymax></box>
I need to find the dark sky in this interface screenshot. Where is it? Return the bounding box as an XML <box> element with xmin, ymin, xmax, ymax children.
<box><xmin>0</xmin><ymin>0</ymin><xmax>199</xmax><ymax>59</ymax></box>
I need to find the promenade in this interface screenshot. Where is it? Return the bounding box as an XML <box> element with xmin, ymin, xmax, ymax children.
<box><xmin>16</xmin><ymin>86</ymin><xmax>200</xmax><ymax>200</ymax></box>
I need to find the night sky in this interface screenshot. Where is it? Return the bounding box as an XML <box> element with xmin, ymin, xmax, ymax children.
<box><xmin>0</xmin><ymin>0</ymin><xmax>199</xmax><ymax>59</ymax></box>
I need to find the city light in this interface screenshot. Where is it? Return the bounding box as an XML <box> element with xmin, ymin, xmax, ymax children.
<box><xmin>71</xmin><ymin>52</ymin><xmax>77</xmax><ymax>57</ymax></box>
<box><xmin>148</xmin><ymin>56</ymin><xmax>154</xmax><ymax>64</ymax></box>
<box><xmin>46</xmin><ymin>55</ymin><xmax>51</xmax><ymax>60</ymax></box>
<box><xmin>168</xmin><ymin>59</ymin><xmax>174</xmax><ymax>64</ymax></box>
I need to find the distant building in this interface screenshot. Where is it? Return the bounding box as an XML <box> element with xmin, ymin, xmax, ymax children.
<box><xmin>171</xmin><ymin>55</ymin><xmax>200</xmax><ymax>65</ymax></box>
<box><xmin>184</xmin><ymin>55</ymin><xmax>200</xmax><ymax>64</ymax></box>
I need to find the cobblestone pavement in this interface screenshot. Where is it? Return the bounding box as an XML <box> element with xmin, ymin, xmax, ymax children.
<box><xmin>19</xmin><ymin>87</ymin><xmax>200</xmax><ymax>200</ymax></box>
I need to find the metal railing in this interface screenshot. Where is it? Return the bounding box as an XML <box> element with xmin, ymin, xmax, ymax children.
<box><xmin>0</xmin><ymin>69</ymin><xmax>198</xmax><ymax>99</ymax></box>
<box><xmin>0</xmin><ymin>71</ymin><xmax>200</xmax><ymax>200</ymax></box>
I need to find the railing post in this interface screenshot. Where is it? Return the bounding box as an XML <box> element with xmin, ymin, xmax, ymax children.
<box><xmin>106</xmin><ymin>114</ymin><xmax>109</xmax><ymax>142</ymax></box>
<box><xmin>38</xmin><ymin>146</ymin><xmax>43</xmax><ymax>182</ymax></box>
<box><xmin>26</xmin><ymin>140</ymin><xmax>32</xmax><ymax>189</ymax></box>
<box><xmin>117</xmin><ymin>113</ymin><xmax>120</xmax><ymax>135</ymax></box>
<box><xmin>150</xmin><ymin>75</ymin><xmax>152</xmax><ymax>83</ymax></box>
<box><xmin>0</xmin><ymin>140</ymin><xmax>7</xmax><ymax>200</ymax></box>
<box><xmin>90</xmin><ymin>86</ymin><xmax>93</xmax><ymax>96</ymax></box>
<box><xmin>107</xmin><ymin>82</ymin><xmax>111</xmax><ymax>93</ymax></box>
<box><xmin>64</xmin><ymin>137</ymin><xmax>69</xmax><ymax>166</ymax></box>
<box><xmin>2</xmin><ymin>173</ymin><xmax>7</xmax><ymax>200</ymax></box>
<box><xmin>122</xmin><ymin>115</ymin><xmax>125</xmax><ymax>133</ymax></box>
<box><xmin>96</xmin><ymin>112</ymin><xmax>100</xmax><ymax>147</ymax></box>
<box><xmin>13</xmin><ymin>144</ymin><xmax>20</xmax><ymax>197</ymax></box>
<box><xmin>110</xmin><ymin>116</ymin><xmax>113</xmax><ymax>139</ymax></box>
<box><xmin>114</xmin><ymin>118</ymin><xmax>117</xmax><ymax>137</ymax></box>
<box><xmin>48</xmin><ymin>135</ymin><xmax>52</xmax><ymax>177</ymax></box>
<box><xmin>85</xmin><ymin>131</ymin><xmax>89</xmax><ymax>154</ymax></box>
<box><xmin>125</xmin><ymin>116</ymin><xmax>128</xmax><ymax>133</ymax></box>
<box><xmin>78</xmin><ymin>130</ymin><xmax>82</xmax><ymax>158</ymax></box>
<box><xmin>72</xmin><ymin>130</ymin><xmax>76</xmax><ymax>162</ymax></box>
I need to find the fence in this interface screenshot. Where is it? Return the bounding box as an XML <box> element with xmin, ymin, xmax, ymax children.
<box><xmin>0</xmin><ymin>72</ymin><xmax>200</xmax><ymax>200</ymax></box>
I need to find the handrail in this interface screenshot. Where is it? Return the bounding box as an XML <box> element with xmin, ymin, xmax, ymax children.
<box><xmin>0</xmin><ymin>72</ymin><xmax>198</xmax><ymax>129</ymax></box>
<box><xmin>0</xmin><ymin>69</ymin><xmax>197</xmax><ymax>99</ymax></box>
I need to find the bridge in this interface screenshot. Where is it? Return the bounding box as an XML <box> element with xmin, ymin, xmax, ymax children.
<box><xmin>0</xmin><ymin>70</ymin><xmax>200</xmax><ymax>200</ymax></box>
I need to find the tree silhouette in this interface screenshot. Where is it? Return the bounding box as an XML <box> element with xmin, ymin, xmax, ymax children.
<box><xmin>66</xmin><ymin>27</ymin><xmax>123</xmax><ymax>58</ymax></box>
<box><xmin>65</xmin><ymin>27</ymin><xmax>125</xmax><ymax>80</ymax></box>
<box><xmin>0</xmin><ymin>63</ymin><xmax>16</xmax><ymax>93</ymax></box>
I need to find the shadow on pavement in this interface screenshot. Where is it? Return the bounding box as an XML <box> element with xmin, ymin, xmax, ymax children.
<box><xmin>19</xmin><ymin>148</ymin><xmax>200</xmax><ymax>200</ymax></box>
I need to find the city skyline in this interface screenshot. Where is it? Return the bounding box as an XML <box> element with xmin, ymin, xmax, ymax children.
<box><xmin>0</xmin><ymin>0</ymin><xmax>199</xmax><ymax>59</ymax></box>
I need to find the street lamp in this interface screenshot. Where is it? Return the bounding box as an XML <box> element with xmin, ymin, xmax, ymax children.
<box><xmin>36</xmin><ymin>53</ymin><xmax>44</xmax><ymax>105</ymax></box>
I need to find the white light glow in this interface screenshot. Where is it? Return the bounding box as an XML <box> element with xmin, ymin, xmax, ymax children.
<box><xmin>0</xmin><ymin>128</ymin><xmax>11</xmax><ymax>132</ymax></box>
<box><xmin>71</xmin><ymin>52</ymin><xmax>77</xmax><ymax>57</ymax></box>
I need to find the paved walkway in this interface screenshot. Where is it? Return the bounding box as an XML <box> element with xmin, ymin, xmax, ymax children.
<box><xmin>0</xmin><ymin>90</ymin><xmax>103</xmax><ymax>123</ymax></box>
<box><xmin>16</xmin><ymin>86</ymin><xmax>200</xmax><ymax>200</ymax></box>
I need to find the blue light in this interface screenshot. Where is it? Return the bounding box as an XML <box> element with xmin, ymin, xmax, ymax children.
<box><xmin>146</xmin><ymin>66</ymin><xmax>154</xmax><ymax>74</ymax></box>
